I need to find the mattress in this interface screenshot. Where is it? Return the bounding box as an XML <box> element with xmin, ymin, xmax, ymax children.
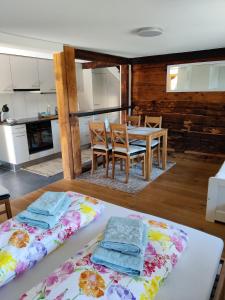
<box><xmin>0</xmin><ymin>200</ymin><xmax>223</xmax><ymax>300</ymax></box>
<box><xmin>20</xmin><ymin>215</ymin><xmax>189</xmax><ymax>299</ymax></box>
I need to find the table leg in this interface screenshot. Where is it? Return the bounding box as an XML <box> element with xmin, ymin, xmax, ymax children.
<box><xmin>162</xmin><ymin>131</ymin><xmax>167</xmax><ymax>170</ymax></box>
<box><xmin>145</xmin><ymin>136</ymin><xmax>152</xmax><ymax>181</ymax></box>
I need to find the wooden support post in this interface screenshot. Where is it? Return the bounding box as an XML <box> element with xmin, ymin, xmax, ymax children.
<box><xmin>64</xmin><ymin>46</ymin><xmax>82</xmax><ymax>177</ymax></box>
<box><xmin>53</xmin><ymin>46</ymin><xmax>82</xmax><ymax>179</ymax></box>
<box><xmin>120</xmin><ymin>65</ymin><xmax>129</xmax><ymax>124</ymax></box>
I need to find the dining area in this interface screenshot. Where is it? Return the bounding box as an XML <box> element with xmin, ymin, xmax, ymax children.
<box><xmin>87</xmin><ymin>114</ymin><xmax>168</xmax><ymax>185</ymax></box>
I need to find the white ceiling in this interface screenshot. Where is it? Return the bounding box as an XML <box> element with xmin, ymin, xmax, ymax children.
<box><xmin>0</xmin><ymin>0</ymin><xmax>225</xmax><ymax>58</ymax></box>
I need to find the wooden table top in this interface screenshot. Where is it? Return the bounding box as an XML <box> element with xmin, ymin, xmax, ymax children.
<box><xmin>127</xmin><ymin>127</ymin><xmax>167</xmax><ymax>139</ymax></box>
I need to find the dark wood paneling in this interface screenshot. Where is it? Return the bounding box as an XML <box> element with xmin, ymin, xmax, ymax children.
<box><xmin>132</xmin><ymin>60</ymin><xmax>225</xmax><ymax>155</ymax></box>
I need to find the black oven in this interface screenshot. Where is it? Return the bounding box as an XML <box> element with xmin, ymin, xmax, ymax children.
<box><xmin>26</xmin><ymin>120</ymin><xmax>53</xmax><ymax>154</ymax></box>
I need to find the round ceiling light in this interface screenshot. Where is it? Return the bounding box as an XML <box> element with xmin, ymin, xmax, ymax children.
<box><xmin>135</xmin><ymin>27</ymin><xmax>163</xmax><ymax>37</ymax></box>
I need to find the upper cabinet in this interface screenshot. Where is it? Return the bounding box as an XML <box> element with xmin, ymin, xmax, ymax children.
<box><xmin>0</xmin><ymin>54</ymin><xmax>13</xmax><ymax>92</ymax></box>
<box><xmin>10</xmin><ymin>56</ymin><xmax>40</xmax><ymax>90</ymax></box>
<box><xmin>38</xmin><ymin>59</ymin><xmax>56</xmax><ymax>93</ymax></box>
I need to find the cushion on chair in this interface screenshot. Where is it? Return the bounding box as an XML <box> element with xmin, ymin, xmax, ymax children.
<box><xmin>131</xmin><ymin>139</ymin><xmax>159</xmax><ymax>148</ymax></box>
<box><xmin>113</xmin><ymin>145</ymin><xmax>146</xmax><ymax>156</ymax></box>
<box><xmin>92</xmin><ymin>144</ymin><xmax>112</xmax><ymax>151</ymax></box>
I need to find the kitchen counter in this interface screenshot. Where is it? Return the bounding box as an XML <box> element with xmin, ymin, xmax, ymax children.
<box><xmin>0</xmin><ymin>115</ymin><xmax>58</xmax><ymax>126</ymax></box>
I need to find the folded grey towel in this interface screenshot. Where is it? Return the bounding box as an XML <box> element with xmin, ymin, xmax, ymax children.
<box><xmin>100</xmin><ymin>216</ymin><xmax>147</xmax><ymax>256</ymax></box>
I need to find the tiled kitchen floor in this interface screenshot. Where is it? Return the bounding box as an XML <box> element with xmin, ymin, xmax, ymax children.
<box><xmin>0</xmin><ymin>149</ymin><xmax>92</xmax><ymax>200</ymax></box>
<box><xmin>0</xmin><ymin>168</ymin><xmax>63</xmax><ymax>199</ymax></box>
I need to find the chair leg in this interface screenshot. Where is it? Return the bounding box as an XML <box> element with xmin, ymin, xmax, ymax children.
<box><xmin>102</xmin><ymin>156</ymin><xmax>106</xmax><ymax>168</ymax></box>
<box><xmin>95</xmin><ymin>154</ymin><xmax>98</xmax><ymax>170</ymax></box>
<box><xmin>112</xmin><ymin>155</ymin><xmax>115</xmax><ymax>179</ymax></box>
<box><xmin>91</xmin><ymin>151</ymin><xmax>95</xmax><ymax>175</ymax></box>
<box><xmin>157</xmin><ymin>144</ymin><xmax>161</xmax><ymax>166</ymax></box>
<box><xmin>5</xmin><ymin>198</ymin><xmax>12</xmax><ymax>219</ymax></box>
<box><xmin>125</xmin><ymin>157</ymin><xmax>130</xmax><ymax>183</ymax></box>
<box><xmin>142</xmin><ymin>155</ymin><xmax>146</xmax><ymax>177</ymax></box>
<box><xmin>105</xmin><ymin>154</ymin><xmax>109</xmax><ymax>178</ymax></box>
<box><xmin>120</xmin><ymin>158</ymin><xmax>123</xmax><ymax>171</ymax></box>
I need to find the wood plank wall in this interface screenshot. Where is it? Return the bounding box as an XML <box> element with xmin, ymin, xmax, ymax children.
<box><xmin>132</xmin><ymin>59</ymin><xmax>225</xmax><ymax>156</ymax></box>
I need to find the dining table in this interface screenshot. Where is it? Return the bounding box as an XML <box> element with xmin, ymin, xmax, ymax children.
<box><xmin>127</xmin><ymin>127</ymin><xmax>168</xmax><ymax>181</ymax></box>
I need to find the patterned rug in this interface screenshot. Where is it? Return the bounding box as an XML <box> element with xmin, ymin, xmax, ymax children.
<box><xmin>78</xmin><ymin>161</ymin><xmax>176</xmax><ymax>194</ymax></box>
<box><xmin>22</xmin><ymin>149</ymin><xmax>92</xmax><ymax>177</ymax></box>
<box><xmin>22</xmin><ymin>158</ymin><xmax>63</xmax><ymax>177</ymax></box>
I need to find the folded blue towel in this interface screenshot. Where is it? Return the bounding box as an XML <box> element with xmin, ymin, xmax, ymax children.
<box><xmin>16</xmin><ymin>196</ymin><xmax>71</xmax><ymax>229</ymax></box>
<box><xmin>91</xmin><ymin>224</ymin><xmax>147</xmax><ymax>276</ymax></box>
<box><xmin>27</xmin><ymin>192</ymin><xmax>68</xmax><ymax>216</ymax></box>
<box><xmin>91</xmin><ymin>245</ymin><xmax>144</xmax><ymax>276</ymax></box>
<box><xmin>100</xmin><ymin>216</ymin><xmax>147</xmax><ymax>256</ymax></box>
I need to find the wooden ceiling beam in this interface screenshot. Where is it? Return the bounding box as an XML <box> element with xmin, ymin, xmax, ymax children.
<box><xmin>74</xmin><ymin>48</ymin><xmax>130</xmax><ymax>64</ymax></box>
<box><xmin>82</xmin><ymin>61</ymin><xmax>120</xmax><ymax>69</ymax></box>
<box><xmin>131</xmin><ymin>47</ymin><xmax>225</xmax><ymax>65</ymax></box>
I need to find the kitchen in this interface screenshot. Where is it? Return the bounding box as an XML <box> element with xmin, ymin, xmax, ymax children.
<box><xmin>0</xmin><ymin>52</ymin><xmax>120</xmax><ymax>197</ymax></box>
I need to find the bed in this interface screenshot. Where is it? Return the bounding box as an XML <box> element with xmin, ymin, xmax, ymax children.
<box><xmin>0</xmin><ymin>200</ymin><xmax>223</xmax><ymax>300</ymax></box>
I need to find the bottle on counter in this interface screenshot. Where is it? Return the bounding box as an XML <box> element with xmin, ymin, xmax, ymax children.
<box><xmin>47</xmin><ymin>105</ymin><xmax>51</xmax><ymax>116</ymax></box>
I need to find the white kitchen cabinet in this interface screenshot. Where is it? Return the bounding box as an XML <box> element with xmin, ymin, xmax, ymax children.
<box><xmin>38</xmin><ymin>59</ymin><xmax>56</xmax><ymax>93</ymax></box>
<box><xmin>0</xmin><ymin>54</ymin><xmax>13</xmax><ymax>92</ymax></box>
<box><xmin>51</xmin><ymin>119</ymin><xmax>61</xmax><ymax>153</ymax></box>
<box><xmin>0</xmin><ymin>125</ymin><xmax>29</xmax><ymax>164</ymax></box>
<box><xmin>10</xmin><ymin>56</ymin><xmax>40</xmax><ymax>90</ymax></box>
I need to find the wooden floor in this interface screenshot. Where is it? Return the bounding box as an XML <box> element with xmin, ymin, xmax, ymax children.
<box><xmin>2</xmin><ymin>154</ymin><xmax>225</xmax><ymax>256</ymax></box>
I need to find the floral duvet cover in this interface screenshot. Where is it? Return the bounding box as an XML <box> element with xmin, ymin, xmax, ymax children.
<box><xmin>0</xmin><ymin>192</ymin><xmax>104</xmax><ymax>288</ymax></box>
<box><xmin>20</xmin><ymin>215</ymin><xmax>188</xmax><ymax>300</ymax></box>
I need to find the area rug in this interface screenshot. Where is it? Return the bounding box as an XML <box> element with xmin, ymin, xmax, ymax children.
<box><xmin>22</xmin><ymin>158</ymin><xmax>63</xmax><ymax>177</ymax></box>
<box><xmin>78</xmin><ymin>161</ymin><xmax>176</xmax><ymax>193</ymax></box>
<box><xmin>22</xmin><ymin>149</ymin><xmax>92</xmax><ymax>177</ymax></box>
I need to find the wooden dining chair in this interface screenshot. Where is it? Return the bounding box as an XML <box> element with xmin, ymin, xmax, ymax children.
<box><xmin>0</xmin><ymin>186</ymin><xmax>12</xmax><ymax>220</ymax></box>
<box><xmin>89</xmin><ymin>121</ymin><xmax>111</xmax><ymax>177</ymax></box>
<box><xmin>126</xmin><ymin>115</ymin><xmax>141</xmax><ymax>127</ymax></box>
<box><xmin>110</xmin><ymin>123</ymin><xmax>146</xmax><ymax>183</ymax></box>
<box><xmin>144</xmin><ymin>116</ymin><xmax>162</xmax><ymax>128</ymax></box>
<box><xmin>132</xmin><ymin>116</ymin><xmax>162</xmax><ymax>165</ymax></box>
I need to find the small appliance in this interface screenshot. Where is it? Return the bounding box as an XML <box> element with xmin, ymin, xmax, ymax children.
<box><xmin>0</xmin><ymin>104</ymin><xmax>9</xmax><ymax>122</ymax></box>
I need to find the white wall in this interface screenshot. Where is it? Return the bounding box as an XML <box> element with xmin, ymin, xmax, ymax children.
<box><xmin>76</xmin><ymin>64</ymin><xmax>94</xmax><ymax>111</ymax></box>
<box><xmin>0</xmin><ymin>92</ymin><xmax>57</xmax><ymax>119</ymax></box>
<box><xmin>76</xmin><ymin>64</ymin><xmax>120</xmax><ymax>111</ymax></box>
<box><xmin>92</xmin><ymin>67</ymin><xmax>120</xmax><ymax>109</ymax></box>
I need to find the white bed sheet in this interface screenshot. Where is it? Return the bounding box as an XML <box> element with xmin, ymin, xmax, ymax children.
<box><xmin>0</xmin><ymin>201</ymin><xmax>223</xmax><ymax>300</ymax></box>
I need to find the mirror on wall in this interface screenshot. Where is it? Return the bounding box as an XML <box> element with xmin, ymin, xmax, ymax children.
<box><xmin>167</xmin><ymin>60</ymin><xmax>225</xmax><ymax>92</ymax></box>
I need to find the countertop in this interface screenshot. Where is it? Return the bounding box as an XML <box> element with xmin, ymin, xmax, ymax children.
<box><xmin>0</xmin><ymin>115</ymin><xmax>58</xmax><ymax>126</ymax></box>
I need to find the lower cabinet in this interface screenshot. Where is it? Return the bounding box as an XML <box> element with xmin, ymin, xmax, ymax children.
<box><xmin>0</xmin><ymin>121</ymin><xmax>62</xmax><ymax>166</ymax></box>
<box><xmin>0</xmin><ymin>125</ymin><xmax>29</xmax><ymax>165</ymax></box>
